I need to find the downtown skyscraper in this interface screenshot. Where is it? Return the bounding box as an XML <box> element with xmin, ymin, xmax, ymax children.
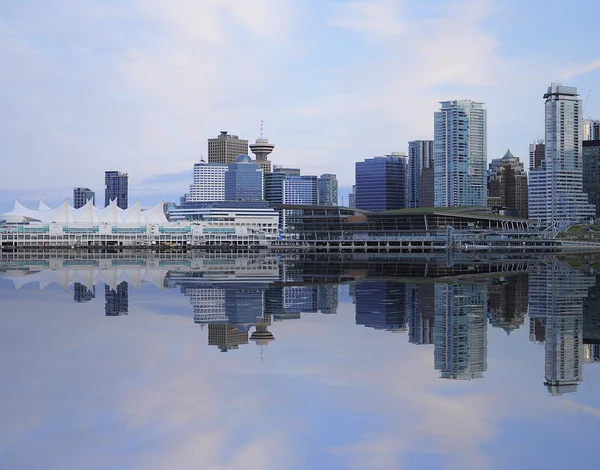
<box><xmin>104</xmin><ymin>171</ymin><xmax>128</xmax><ymax>209</ymax></box>
<box><xmin>434</xmin><ymin>100</ymin><xmax>487</xmax><ymax>207</ymax></box>
<box><xmin>528</xmin><ymin>83</ymin><xmax>594</xmax><ymax>228</ymax></box>
<box><xmin>208</xmin><ymin>131</ymin><xmax>249</xmax><ymax>165</ymax></box>
<box><xmin>355</xmin><ymin>154</ymin><xmax>407</xmax><ymax>211</ymax></box>
<box><xmin>407</xmin><ymin>140</ymin><xmax>433</xmax><ymax>208</ymax></box>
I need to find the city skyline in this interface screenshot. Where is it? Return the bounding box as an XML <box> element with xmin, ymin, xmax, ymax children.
<box><xmin>2</xmin><ymin>1</ymin><xmax>600</xmax><ymax>213</ymax></box>
<box><xmin>3</xmin><ymin>254</ymin><xmax>600</xmax><ymax>390</ymax></box>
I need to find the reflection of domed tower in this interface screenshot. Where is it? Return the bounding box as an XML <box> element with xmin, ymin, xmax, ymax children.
<box><xmin>250</xmin><ymin>315</ymin><xmax>275</xmax><ymax>362</ymax></box>
<box><xmin>250</xmin><ymin>324</ymin><xmax>275</xmax><ymax>346</ymax></box>
<box><xmin>249</xmin><ymin>120</ymin><xmax>274</xmax><ymax>173</ymax></box>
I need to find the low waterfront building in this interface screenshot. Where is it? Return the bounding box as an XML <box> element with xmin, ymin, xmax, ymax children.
<box><xmin>1</xmin><ymin>199</ymin><xmax>279</xmax><ymax>248</ymax></box>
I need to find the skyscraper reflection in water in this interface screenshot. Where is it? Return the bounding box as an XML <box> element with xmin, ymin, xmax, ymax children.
<box><xmin>434</xmin><ymin>283</ymin><xmax>488</xmax><ymax>380</ymax></box>
<box><xmin>355</xmin><ymin>281</ymin><xmax>407</xmax><ymax>332</ymax></box>
<box><xmin>74</xmin><ymin>282</ymin><xmax>95</xmax><ymax>303</ymax></box>
<box><xmin>528</xmin><ymin>262</ymin><xmax>596</xmax><ymax>395</ymax></box>
<box><xmin>408</xmin><ymin>284</ymin><xmax>435</xmax><ymax>345</ymax></box>
<box><xmin>105</xmin><ymin>282</ymin><xmax>129</xmax><ymax>316</ymax></box>
<box><xmin>487</xmin><ymin>276</ymin><xmax>528</xmax><ymax>335</ymax></box>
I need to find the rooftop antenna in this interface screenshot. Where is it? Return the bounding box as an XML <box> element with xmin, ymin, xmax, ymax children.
<box><xmin>260</xmin><ymin>119</ymin><xmax>264</xmax><ymax>139</ymax></box>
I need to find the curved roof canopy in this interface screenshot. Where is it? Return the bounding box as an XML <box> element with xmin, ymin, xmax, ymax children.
<box><xmin>1</xmin><ymin>199</ymin><xmax>168</xmax><ymax>225</ymax></box>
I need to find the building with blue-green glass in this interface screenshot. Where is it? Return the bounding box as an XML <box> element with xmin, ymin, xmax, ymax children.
<box><xmin>317</xmin><ymin>173</ymin><xmax>338</xmax><ymax>206</ymax></box>
<box><xmin>105</xmin><ymin>171</ymin><xmax>128</xmax><ymax>209</ymax></box>
<box><xmin>225</xmin><ymin>155</ymin><xmax>263</xmax><ymax>201</ymax></box>
<box><xmin>355</xmin><ymin>155</ymin><xmax>407</xmax><ymax>212</ymax></box>
<box><xmin>434</xmin><ymin>100</ymin><xmax>487</xmax><ymax>207</ymax></box>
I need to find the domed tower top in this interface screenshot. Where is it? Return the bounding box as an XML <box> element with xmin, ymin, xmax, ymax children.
<box><xmin>249</xmin><ymin>120</ymin><xmax>275</xmax><ymax>163</ymax></box>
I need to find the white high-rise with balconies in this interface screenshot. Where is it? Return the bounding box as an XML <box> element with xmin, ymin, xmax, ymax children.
<box><xmin>434</xmin><ymin>100</ymin><xmax>487</xmax><ymax>207</ymax></box>
<box><xmin>185</xmin><ymin>162</ymin><xmax>228</xmax><ymax>202</ymax></box>
<box><xmin>528</xmin><ymin>83</ymin><xmax>595</xmax><ymax>228</ymax></box>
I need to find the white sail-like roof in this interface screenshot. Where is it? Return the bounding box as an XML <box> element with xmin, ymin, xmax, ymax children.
<box><xmin>122</xmin><ymin>200</ymin><xmax>142</xmax><ymax>224</ymax></box>
<box><xmin>95</xmin><ymin>199</ymin><xmax>120</xmax><ymax>224</ymax></box>
<box><xmin>142</xmin><ymin>200</ymin><xmax>168</xmax><ymax>224</ymax></box>
<box><xmin>38</xmin><ymin>200</ymin><xmax>51</xmax><ymax>211</ymax></box>
<box><xmin>72</xmin><ymin>199</ymin><xmax>95</xmax><ymax>223</ymax></box>
<box><xmin>1</xmin><ymin>198</ymin><xmax>169</xmax><ymax>225</ymax></box>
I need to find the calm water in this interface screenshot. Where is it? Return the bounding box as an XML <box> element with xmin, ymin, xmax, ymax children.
<box><xmin>1</xmin><ymin>253</ymin><xmax>599</xmax><ymax>470</ymax></box>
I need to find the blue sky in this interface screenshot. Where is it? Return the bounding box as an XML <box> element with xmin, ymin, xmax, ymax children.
<box><xmin>1</xmin><ymin>0</ymin><xmax>600</xmax><ymax>211</ymax></box>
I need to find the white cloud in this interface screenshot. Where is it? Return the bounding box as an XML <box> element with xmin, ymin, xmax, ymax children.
<box><xmin>1</xmin><ymin>0</ymin><xmax>600</xmax><ymax>205</ymax></box>
<box><xmin>561</xmin><ymin>58</ymin><xmax>600</xmax><ymax>80</ymax></box>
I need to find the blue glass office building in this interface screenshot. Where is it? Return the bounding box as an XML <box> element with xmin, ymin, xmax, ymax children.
<box><xmin>105</xmin><ymin>171</ymin><xmax>128</xmax><ymax>209</ymax></box>
<box><xmin>284</xmin><ymin>175</ymin><xmax>318</xmax><ymax>205</ymax></box>
<box><xmin>225</xmin><ymin>155</ymin><xmax>264</xmax><ymax>201</ymax></box>
<box><xmin>355</xmin><ymin>156</ymin><xmax>407</xmax><ymax>211</ymax></box>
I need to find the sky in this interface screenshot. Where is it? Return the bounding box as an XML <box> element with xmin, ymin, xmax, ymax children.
<box><xmin>1</xmin><ymin>0</ymin><xmax>600</xmax><ymax>211</ymax></box>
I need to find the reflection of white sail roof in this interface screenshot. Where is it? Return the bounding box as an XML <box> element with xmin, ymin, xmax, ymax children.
<box><xmin>1</xmin><ymin>199</ymin><xmax>168</xmax><ymax>225</ymax></box>
<box><xmin>1</xmin><ymin>267</ymin><xmax>168</xmax><ymax>291</ymax></box>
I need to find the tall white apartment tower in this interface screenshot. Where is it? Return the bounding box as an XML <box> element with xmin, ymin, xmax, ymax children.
<box><xmin>528</xmin><ymin>83</ymin><xmax>595</xmax><ymax>228</ymax></box>
<box><xmin>433</xmin><ymin>101</ymin><xmax>487</xmax><ymax>207</ymax></box>
<box><xmin>407</xmin><ymin>140</ymin><xmax>433</xmax><ymax>208</ymax></box>
<box><xmin>184</xmin><ymin>162</ymin><xmax>228</xmax><ymax>202</ymax></box>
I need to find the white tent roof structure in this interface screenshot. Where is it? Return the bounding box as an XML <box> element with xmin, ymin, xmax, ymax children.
<box><xmin>1</xmin><ymin>199</ymin><xmax>168</xmax><ymax>225</ymax></box>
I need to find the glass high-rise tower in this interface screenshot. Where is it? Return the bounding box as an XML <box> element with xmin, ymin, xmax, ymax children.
<box><xmin>407</xmin><ymin>140</ymin><xmax>433</xmax><ymax>208</ymax></box>
<box><xmin>105</xmin><ymin>171</ymin><xmax>128</xmax><ymax>209</ymax></box>
<box><xmin>434</xmin><ymin>100</ymin><xmax>487</xmax><ymax>207</ymax></box>
<box><xmin>528</xmin><ymin>83</ymin><xmax>594</xmax><ymax>228</ymax></box>
<box><xmin>317</xmin><ymin>173</ymin><xmax>338</xmax><ymax>206</ymax></box>
<box><xmin>355</xmin><ymin>155</ymin><xmax>407</xmax><ymax>212</ymax></box>
<box><xmin>73</xmin><ymin>187</ymin><xmax>95</xmax><ymax>209</ymax></box>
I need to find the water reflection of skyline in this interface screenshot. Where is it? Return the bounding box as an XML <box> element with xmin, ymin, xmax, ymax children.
<box><xmin>2</xmin><ymin>254</ymin><xmax>600</xmax><ymax>394</ymax></box>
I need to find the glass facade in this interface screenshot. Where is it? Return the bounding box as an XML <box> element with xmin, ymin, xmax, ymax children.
<box><xmin>407</xmin><ymin>140</ymin><xmax>433</xmax><ymax>208</ymax></box>
<box><xmin>529</xmin><ymin>84</ymin><xmax>595</xmax><ymax>226</ymax></box>
<box><xmin>317</xmin><ymin>174</ymin><xmax>338</xmax><ymax>206</ymax></box>
<box><xmin>434</xmin><ymin>283</ymin><xmax>488</xmax><ymax>380</ymax></box>
<box><xmin>583</xmin><ymin>140</ymin><xmax>600</xmax><ymax>217</ymax></box>
<box><xmin>224</xmin><ymin>156</ymin><xmax>263</xmax><ymax>201</ymax></box>
<box><xmin>434</xmin><ymin>100</ymin><xmax>487</xmax><ymax>208</ymax></box>
<box><xmin>73</xmin><ymin>187</ymin><xmax>95</xmax><ymax>209</ymax></box>
<box><xmin>355</xmin><ymin>156</ymin><xmax>406</xmax><ymax>212</ymax></box>
<box><xmin>105</xmin><ymin>171</ymin><xmax>128</xmax><ymax>209</ymax></box>
<box><xmin>355</xmin><ymin>281</ymin><xmax>407</xmax><ymax>331</ymax></box>
<box><xmin>264</xmin><ymin>172</ymin><xmax>286</xmax><ymax>205</ymax></box>
<box><xmin>284</xmin><ymin>176</ymin><xmax>318</xmax><ymax>205</ymax></box>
